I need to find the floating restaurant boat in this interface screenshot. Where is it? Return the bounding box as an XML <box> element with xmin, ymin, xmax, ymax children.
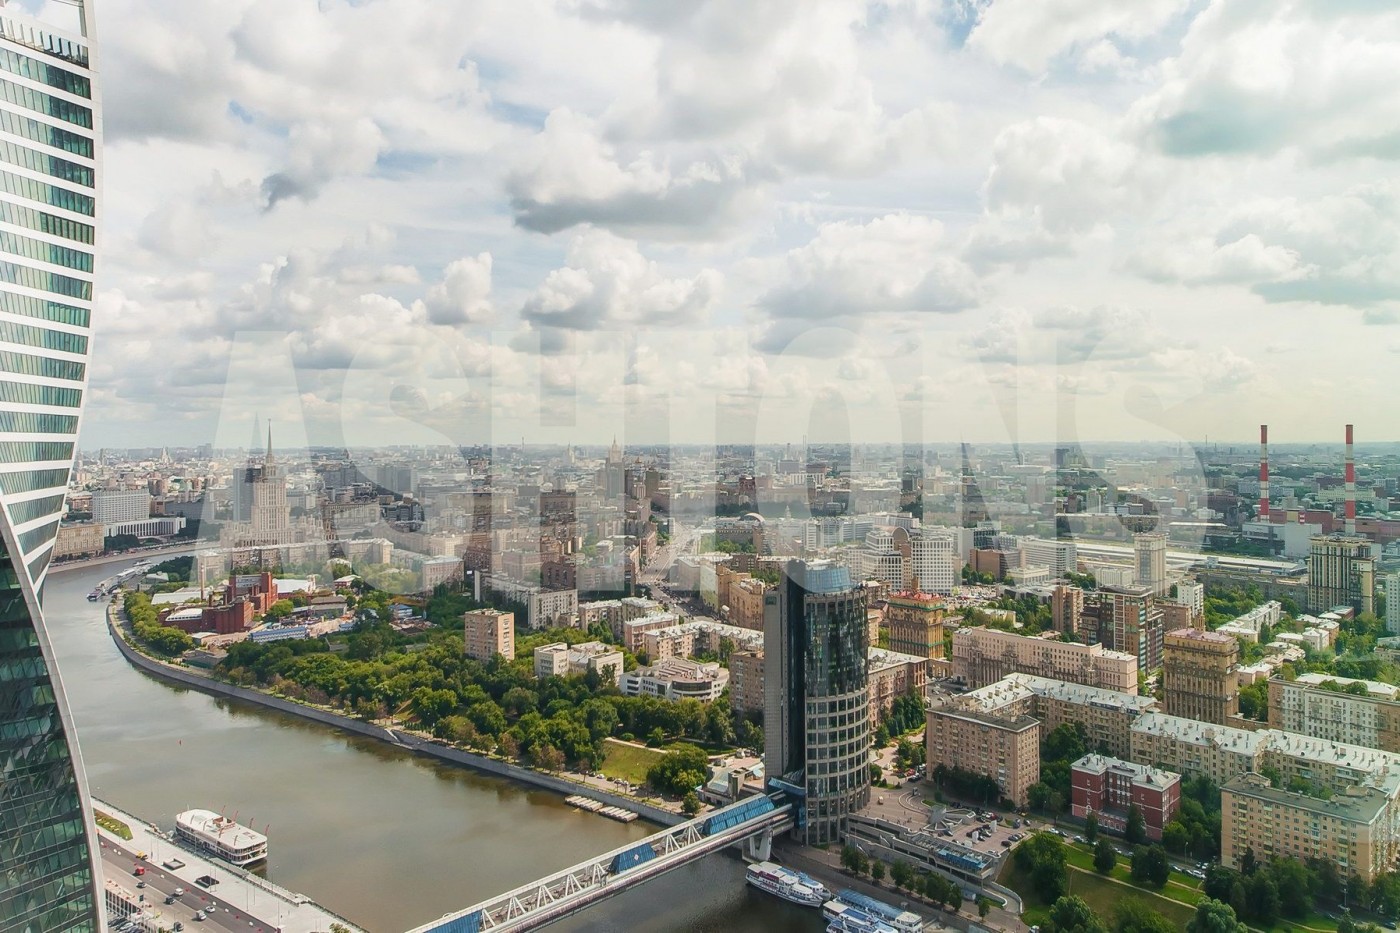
<box><xmin>174</xmin><ymin>810</ymin><xmax>268</xmax><ymax>868</ymax></box>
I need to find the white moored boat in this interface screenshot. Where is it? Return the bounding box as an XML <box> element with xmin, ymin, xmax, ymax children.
<box><xmin>824</xmin><ymin>900</ymin><xmax>900</xmax><ymax>933</ymax></box>
<box><xmin>745</xmin><ymin>861</ymin><xmax>824</xmax><ymax>907</ymax></box>
<box><xmin>174</xmin><ymin>810</ymin><xmax>268</xmax><ymax>867</ymax></box>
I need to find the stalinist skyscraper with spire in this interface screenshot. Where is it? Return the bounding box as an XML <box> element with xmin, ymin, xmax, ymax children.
<box><xmin>222</xmin><ymin>424</ymin><xmax>313</xmax><ymax>559</ymax></box>
<box><xmin>248</xmin><ymin>424</ymin><xmax>289</xmax><ymax>544</ymax></box>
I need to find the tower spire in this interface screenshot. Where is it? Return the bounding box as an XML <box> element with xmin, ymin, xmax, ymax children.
<box><xmin>266</xmin><ymin>421</ymin><xmax>274</xmax><ymax>465</ymax></box>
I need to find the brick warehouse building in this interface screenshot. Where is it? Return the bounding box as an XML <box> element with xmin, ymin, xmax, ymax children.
<box><xmin>1071</xmin><ymin>754</ymin><xmax>1181</xmax><ymax>840</ymax></box>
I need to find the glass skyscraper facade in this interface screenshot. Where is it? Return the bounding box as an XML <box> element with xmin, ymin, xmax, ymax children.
<box><xmin>0</xmin><ymin>1</ymin><xmax>102</xmax><ymax>930</ymax></box>
<box><xmin>764</xmin><ymin>560</ymin><xmax>871</xmax><ymax>846</ymax></box>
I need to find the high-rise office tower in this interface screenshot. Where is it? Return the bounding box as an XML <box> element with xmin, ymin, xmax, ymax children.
<box><xmin>1104</xmin><ymin>585</ymin><xmax>1165</xmax><ymax>672</ymax></box>
<box><xmin>764</xmin><ymin>560</ymin><xmax>870</xmax><ymax>845</ymax></box>
<box><xmin>1308</xmin><ymin>533</ymin><xmax>1376</xmax><ymax>615</ymax></box>
<box><xmin>1134</xmin><ymin>532</ymin><xmax>1168</xmax><ymax>596</ymax></box>
<box><xmin>0</xmin><ymin>0</ymin><xmax>104</xmax><ymax>929</ymax></box>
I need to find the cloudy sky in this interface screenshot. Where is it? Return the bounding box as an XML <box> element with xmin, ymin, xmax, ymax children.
<box><xmin>60</xmin><ymin>0</ymin><xmax>1400</xmax><ymax>450</ymax></box>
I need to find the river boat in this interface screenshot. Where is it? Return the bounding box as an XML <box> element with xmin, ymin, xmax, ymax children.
<box><xmin>745</xmin><ymin>861</ymin><xmax>824</xmax><ymax>907</ymax></box>
<box><xmin>174</xmin><ymin>810</ymin><xmax>267</xmax><ymax>868</ymax></box>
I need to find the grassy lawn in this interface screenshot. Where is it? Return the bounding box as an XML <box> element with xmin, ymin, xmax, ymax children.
<box><xmin>1065</xmin><ymin>869</ymin><xmax>1197</xmax><ymax>928</ymax></box>
<box><xmin>1002</xmin><ymin>858</ymin><xmax>1197</xmax><ymax>928</ymax></box>
<box><xmin>1063</xmin><ymin>840</ymin><xmax>1204</xmax><ymax>894</ymax></box>
<box><xmin>598</xmin><ymin>738</ymin><xmax>667</xmax><ymax>785</ymax></box>
<box><xmin>93</xmin><ymin>809</ymin><xmax>133</xmax><ymax>841</ymax></box>
<box><xmin>1006</xmin><ymin>839</ymin><xmax>1345</xmax><ymax>933</ymax></box>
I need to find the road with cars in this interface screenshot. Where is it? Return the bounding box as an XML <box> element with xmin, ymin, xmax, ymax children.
<box><xmin>99</xmin><ymin>838</ymin><xmax>286</xmax><ymax>933</ymax></box>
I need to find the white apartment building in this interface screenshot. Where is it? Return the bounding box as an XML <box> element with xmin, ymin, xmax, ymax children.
<box><xmin>92</xmin><ymin>489</ymin><xmax>150</xmax><ymax>524</ymax></box>
<box><xmin>533</xmin><ymin>641</ymin><xmax>624</xmax><ymax>684</ymax></box>
<box><xmin>1170</xmin><ymin>581</ymin><xmax>1205</xmax><ymax>621</ymax></box>
<box><xmin>619</xmin><ymin>658</ymin><xmax>729</xmax><ymax>702</ymax></box>
<box><xmin>1019</xmin><ymin>536</ymin><xmax>1077</xmax><ymax>578</ymax></box>
<box><xmin>908</xmin><ymin>527</ymin><xmax>958</xmax><ymax>594</ymax></box>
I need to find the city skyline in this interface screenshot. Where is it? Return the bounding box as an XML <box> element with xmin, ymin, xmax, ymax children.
<box><xmin>14</xmin><ymin>2</ymin><xmax>1400</xmax><ymax>932</ymax></box>
<box><xmin>53</xmin><ymin>0</ymin><xmax>1400</xmax><ymax>447</ymax></box>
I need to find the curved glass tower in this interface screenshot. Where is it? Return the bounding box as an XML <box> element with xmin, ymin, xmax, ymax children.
<box><xmin>764</xmin><ymin>560</ymin><xmax>871</xmax><ymax>846</ymax></box>
<box><xmin>0</xmin><ymin>1</ymin><xmax>103</xmax><ymax>930</ymax></box>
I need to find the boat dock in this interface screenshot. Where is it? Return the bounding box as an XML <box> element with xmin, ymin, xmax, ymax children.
<box><xmin>91</xmin><ymin>798</ymin><xmax>363</xmax><ymax>933</ymax></box>
<box><xmin>566</xmin><ymin>795</ymin><xmax>639</xmax><ymax>822</ymax></box>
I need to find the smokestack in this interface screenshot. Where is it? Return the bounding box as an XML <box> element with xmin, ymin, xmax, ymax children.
<box><xmin>1259</xmin><ymin>425</ymin><xmax>1270</xmax><ymax>521</ymax></box>
<box><xmin>1346</xmin><ymin>423</ymin><xmax>1357</xmax><ymax>535</ymax></box>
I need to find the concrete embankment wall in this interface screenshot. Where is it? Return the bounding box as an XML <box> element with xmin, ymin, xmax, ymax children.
<box><xmin>107</xmin><ymin>614</ymin><xmax>682</xmax><ymax>827</ymax></box>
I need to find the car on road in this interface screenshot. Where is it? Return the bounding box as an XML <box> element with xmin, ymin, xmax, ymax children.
<box><xmin>132</xmin><ymin>866</ymin><xmax>145</xmax><ymax>876</ymax></box>
<box><xmin>173</xmin><ymin>924</ymin><xmax>183</xmax><ymax>931</ymax></box>
<box><xmin>172</xmin><ymin>887</ymin><xmax>184</xmax><ymax>897</ymax></box>
<box><xmin>135</xmin><ymin>881</ymin><xmax>145</xmax><ymax>889</ymax></box>
<box><xmin>165</xmin><ymin>896</ymin><xmax>176</xmax><ymax>905</ymax></box>
<box><xmin>193</xmin><ymin>911</ymin><xmax>206</xmax><ymax>922</ymax></box>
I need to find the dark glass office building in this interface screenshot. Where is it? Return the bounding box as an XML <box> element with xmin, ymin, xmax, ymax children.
<box><xmin>0</xmin><ymin>1</ymin><xmax>104</xmax><ymax>930</ymax></box>
<box><xmin>764</xmin><ymin>560</ymin><xmax>870</xmax><ymax>845</ymax></box>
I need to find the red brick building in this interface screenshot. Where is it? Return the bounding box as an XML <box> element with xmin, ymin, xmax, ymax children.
<box><xmin>1071</xmin><ymin>754</ymin><xmax>1181</xmax><ymax>841</ymax></box>
<box><xmin>205</xmin><ymin>599</ymin><xmax>255</xmax><ymax>636</ymax></box>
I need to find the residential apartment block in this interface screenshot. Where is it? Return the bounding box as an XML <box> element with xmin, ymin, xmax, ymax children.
<box><xmin>1161</xmin><ymin>628</ymin><xmax>1238</xmax><ymax>725</ymax></box>
<box><xmin>885</xmin><ymin>590</ymin><xmax>947</xmax><ymax>660</ymax></box>
<box><xmin>1308</xmin><ymin>533</ymin><xmax>1376</xmax><ymax>615</ymax></box>
<box><xmin>533</xmin><ymin>641</ymin><xmax>623</xmax><ymax>684</ymax></box>
<box><xmin>1131</xmin><ymin>712</ymin><xmax>1400</xmax><ymax>799</ymax></box>
<box><xmin>729</xmin><ymin>648</ymin><xmax>765</xmax><ymax>714</ymax></box>
<box><xmin>951</xmin><ymin>626</ymin><xmax>1138</xmax><ymax>693</ymax></box>
<box><xmin>1051</xmin><ymin>584</ymin><xmax>1085</xmax><ymax>636</ymax></box>
<box><xmin>925</xmin><ymin>700</ymin><xmax>1041</xmax><ymax>806</ymax></box>
<box><xmin>867</xmin><ymin>648</ymin><xmax>930</xmax><ymax>727</ymax></box>
<box><xmin>952</xmin><ymin>673</ymin><xmax>1159</xmax><ymax>761</ymax></box>
<box><xmin>1130</xmin><ymin>713</ymin><xmax>1266</xmax><ymax>786</ymax></box>
<box><xmin>1102</xmin><ymin>585</ymin><xmax>1166</xmax><ymax>672</ymax></box>
<box><xmin>463</xmin><ymin>608</ymin><xmax>515</xmax><ymax>661</ymax></box>
<box><xmin>1268</xmin><ymin>674</ymin><xmax>1400</xmax><ymax>752</ymax></box>
<box><xmin>1222</xmin><ymin>772</ymin><xmax>1398</xmax><ymax>883</ymax></box>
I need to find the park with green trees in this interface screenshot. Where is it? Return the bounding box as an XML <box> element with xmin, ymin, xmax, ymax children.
<box><xmin>1005</xmin><ymin>824</ymin><xmax>1400</xmax><ymax>932</ymax></box>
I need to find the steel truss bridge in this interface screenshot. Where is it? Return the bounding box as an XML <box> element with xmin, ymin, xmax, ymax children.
<box><xmin>405</xmin><ymin>794</ymin><xmax>793</xmax><ymax>933</ymax></box>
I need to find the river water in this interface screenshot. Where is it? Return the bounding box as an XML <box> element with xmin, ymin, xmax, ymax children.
<box><xmin>45</xmin><ymin>557</ymin><xmax>824</xmax><ymax>933</ymax></box>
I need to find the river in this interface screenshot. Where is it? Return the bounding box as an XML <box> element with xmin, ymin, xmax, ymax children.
<box><xmin>45</xmin><ymin>557</ymin><xmax>824</xmax><ymax>933</ymax></box>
